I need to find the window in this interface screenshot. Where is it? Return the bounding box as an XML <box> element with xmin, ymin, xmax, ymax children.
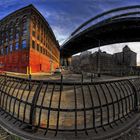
<box><xmin>37</xmin><ymin>44</ymin><xmax>39</xmax><ymax>51</ymax></box>
<box><xmin>16</xmin><ymin>33</ymin><xmax>19</xmax><ymax>39</ymax></box>
<box><xmin>15</xmin><ymin>42</ymin><xmax>19</xmax><ymax>50</ymax></box>
<box><xmin>6</xmin><ymin>32</ymin><xmax>8</xmax><ymax>42</ymax></box>
<box><xmin>9</xmin><ymin>28</ymin><xmax>13</xmax><ymax>39</ymax></box>
<box><xmin>9</xmin><ymin>28</ymin><xmax>13</xmax><ymax>34</ymax></box>
<box><xmin>32</xmin><ymin>31</ymin><xmax>35</xmax><ymax>37</ymax></box>
<box><xmin>45</xmin><ymin>50</ymin><xmax>47</xmax><ymax>55</ymax></box>
<box><xmin>10</xmin><ymin>44</ymin><xmax>12</xmax><ymax>52</ymax></box>
<box><xmin>22</xmin><ymin>19</ymin><xmax>27</xmax><ymax>35</ymax></box>
<box><xmin>33</xmin><ymin>22</ymin><xmax>36</xmax><ymax>29</ymax></box>
<box><xmin>22</xmin><ymin>29</ymin><xmax>27</xmax><ymax>36</ymax></box>
<box><xmin>15</xmin><ymin>27</ymin><xmax>20</xmax><ymax>33</ymax></box>
<box><xmin>10</xmin><ymin>35</ymin><xmax>13</xmax><ymax>41</ymax></box>
<box><xmin>22</xmin><ymin>40</ymin><xmax>26</xmax><ymax>49</ymax></box>
<box><xmin>0</xmin><ymin>49</ymin><xmax>2</xmax><ymax>55</ymax></box>
<box><xmin>15</xmin><ymin>18</ymin><xmax>19</xmax><ymax>27</ymax></box>
<box><xmin>23</xmin><ymin>22</ymin><xmax>27</xmax><ymax>30</ymax></box>
<box><xmin>6</xmin><ymin>37</ymin><xmax>8</xmax><ymax>42</ymax></box>
<box><xmin>22</xmin><ymin>16</ymin><xmax>27</xmax><ymax>23</ymax></box>
<box><xmin>43</xmin><ymin>48</ymin><xmax>45</xmax><ymax>54</ymax></box>
<box><xmin>40</xmin><ymin>47</ymin><xmax>42</xmax><ymax>53</ymax></box>
<box><xmin>1</xmin><ymin>48</ymin><xmax>3</xmax><ymax>55</ymax></box>
<box><xmin>5</xmin><ymin>46</ymin><xmax>8</xmax><ymax>55</ymax></box>
<box><xmin>32</xmin><ymin>40</ymin><xmax>35</xmax><ymax>49</ymax></box>
<box><xmin>37</xmin><ymin>35</ymin><xmax>40</xmax><ymax>40</ymax></box>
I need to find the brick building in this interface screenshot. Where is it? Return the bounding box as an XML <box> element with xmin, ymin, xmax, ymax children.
<box><xmin>0</xmin><ymin>4</ymin><xmax>60</xmax><ymax>73</ymax></box>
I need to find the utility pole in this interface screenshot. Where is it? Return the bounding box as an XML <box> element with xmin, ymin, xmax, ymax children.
<box><xmin>97</xmin><ymin>40</ymin><xmax>101</xmax><ymax>77</ymax></box>
<box><xmin>93</xmin><ymin>38</ymin><xmax>101</xmax><ymax>77</ymax></box>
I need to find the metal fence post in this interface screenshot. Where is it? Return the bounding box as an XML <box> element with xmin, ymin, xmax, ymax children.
<box><xmin>4</xmin><ymin>73</ymin><xmax>7</xmax><ymax>85</ymax></box>
<box><xmin>91</xmin><ymin>73</ymin><xmax>93</xmax><ymax>83</ymax></box>
<box><xmin>29</xmin><ymin>82</ymin><xmax>43</xmax><ymax>131</ymax></box>
<box><xmin>81</xmin><ymin>73</ymin><xmax>83</xmax><ymax>83</ymax></box>
<box><xmin>128</xmin><ymin>80</ymin><xmax>138</xmax><ymax>112</ymax></box>
<box><xmin>55</xmin><ymin>75</ymin><xmax>63</xmax><ymax>136</ymax></box>
<box><xmin>61</xmin><ymin>74</ymin><xmax>63</xmax><ymax>91</ymax></box>
<box><xmin>28</xmin><ymin>74</ymin><xmax>31</xmax><ymax>90</ymax></box>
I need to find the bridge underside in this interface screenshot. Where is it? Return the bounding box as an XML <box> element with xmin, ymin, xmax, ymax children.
<box><xmin>61</xmin><ymin>18</ymin><xmax>140</xmax><ymax>57</ymax></box>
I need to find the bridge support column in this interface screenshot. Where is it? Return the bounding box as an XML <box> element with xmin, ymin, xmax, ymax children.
<box><xmin>67</xmin><ymin>57</ymin><xmax>72</xmax><ymax>66</ymax></box>
<box><xmin>61</xmin><ymin>57</ymin><xmax>72</xmax><ymax>67</ymax></box>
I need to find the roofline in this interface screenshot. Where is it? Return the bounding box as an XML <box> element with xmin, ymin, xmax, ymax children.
<box><xmin>30</xmin><ymin>5</ymin><xmax>60</xmax><ymax>48</ymax></box>
<box><xmin>0</xmin><ymin>4</ymin><xmax>32</xmax><ymax>22</ymax></box>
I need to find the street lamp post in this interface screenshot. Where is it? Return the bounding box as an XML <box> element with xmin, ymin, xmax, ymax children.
<box><xmin>93</xmin><ymin>38</ymin><xmax>101</xmax><ymax>77</ymax></box>
<box><xmin>97</xmin><ymin>40</ymin><xmax>101</xmax><ymax>77</ymax></box>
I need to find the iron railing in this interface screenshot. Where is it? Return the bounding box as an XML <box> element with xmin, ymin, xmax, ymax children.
<box><xmin>0</xmin><ymin>74</ymin><xmax>139</xmax><ymax>137</ymax></box>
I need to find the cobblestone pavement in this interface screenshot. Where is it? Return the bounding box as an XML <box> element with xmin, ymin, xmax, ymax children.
<box><xmin>0</xmin><ymin>127</ymin><xmax>10</xmax><ymax>140</ymax></box>
<box><xmin>5</xmin><ymin>71</ymin><xmax>138</xmax><ymax>82</ymax></box>
<box><xmin>0</xmin><ymin>127</ymin><xmax>23</xmax><ymax>140</ymax></box>
<box><xmin>116</xmin><ymin>120</ymin><xmax>140</xmax><ymax>140</ymax></box>
<box><xmin>0</xmin><ymin>122</ymin><xmax>140</xmax><ymax>140</ymax></box>
<box><xmin>1</xmin><ymin>125</ymin><xmax>140</xmax><ymax>140</ymax></box>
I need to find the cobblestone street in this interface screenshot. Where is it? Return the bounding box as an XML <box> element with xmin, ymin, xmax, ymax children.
<box><xmin>117</xmin><ymin>121</ymin><xmax>140</xmax><ymax>140</ymax></box>
<box><xmin>0</xmin><ymin>124</ymin><xmax>140</xmax><ymax>140</ymax></box>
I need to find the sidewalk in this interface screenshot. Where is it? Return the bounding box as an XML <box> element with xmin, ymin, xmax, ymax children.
<box><xmin>1</xmin><ymin>71</ymin><xmax>139</xmax><ymax>82</ymax></box>
<box><xmin>4</xmin><ymin>71</ymin><xmax>52</xmax><ymax>79</ymax></box>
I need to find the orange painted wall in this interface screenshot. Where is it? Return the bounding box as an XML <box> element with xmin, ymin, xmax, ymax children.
<box><xmin>29</xmin><ymin>48</ymin><xmax>59</xmax><ymax>73</ymax></box>
<box><xmin>0</xmin><ymin>48</ymin><xmax>59</xmax><ymax>74</ymax></box>
<box><xmin>0</xmin><ymin>50</ymin><xmax>29</xmax><ymax>73</ymax></box>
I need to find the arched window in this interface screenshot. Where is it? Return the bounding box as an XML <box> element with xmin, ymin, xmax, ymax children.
<box><xmin>5</xmin><ymin>46</ymin><xmax>8</xmax><ymax>55</ymax></box>
<box><xmin>10</xmin><ymin>44</ymin><xmax>12</xmax><ymax>52</ymax></box>
<box><xmin>9</xmin><ymin>21</ymin><xmax>13</xmax><ymax>28</ymax></box>
<box><xmin>15</xmin><ymin>18</ymin><xmax>19</xmax><ymax>27</ymax></box>
<box><xmin>32</xmin><ymin>16</ymin><xmax>36</xmax><ymax>29</ymax></box>
<box><xmin>22</xmin><ymin>15</ymin><xmax>27</xmax><ymax>36</ymax></box>
<box><xmin>22</xmin><ymin>40</ymin><xmax>26</xmax><ymax>49</ymax></box>
<box><xmin>15</xmin><ymin>42</ymin><xmax>19</xmax><ymax>50</ymax></box>
<box><xmin>22</xmin><ymin>15</ymin><xmax>27</xmax><ymax>22</ymax></box>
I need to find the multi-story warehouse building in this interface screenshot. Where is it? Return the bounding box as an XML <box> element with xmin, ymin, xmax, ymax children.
<box><xmin>114</xmin><ymin>45</ymin><xmax>137</xmax><ymax>66</ymax></box>
<box><xmin>71</xmin><ymin>46</ymin><xmax>137</xmax><ymax>75</ymax></box>
<box><xmin>0</xmin><ymin>4</ymin><xmax>60</xmax><ymax>73</ymax></box>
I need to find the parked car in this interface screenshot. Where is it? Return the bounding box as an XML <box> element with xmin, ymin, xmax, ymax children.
<box><xmin>54</xmin><ymin>68</ymin><xmax>61</xmax><ymax>74</ymax></box>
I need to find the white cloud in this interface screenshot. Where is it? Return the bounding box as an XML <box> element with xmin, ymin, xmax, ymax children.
<box><xmin>52</xmin><ymin>25</ymin><xmax>69</xmax><ymax>44</ymax></box>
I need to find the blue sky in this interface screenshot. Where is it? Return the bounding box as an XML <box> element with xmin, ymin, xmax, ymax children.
<box><xmin>1</xmin><ymin>0</ymin><xmax>140</xmax><ymax>64</ymax></box>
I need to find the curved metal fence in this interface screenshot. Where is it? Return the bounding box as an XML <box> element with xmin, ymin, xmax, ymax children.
<box><xmin>0</xmin><ymin>74</ymin><xmax>139</xmax><ymax>137</ymax></box>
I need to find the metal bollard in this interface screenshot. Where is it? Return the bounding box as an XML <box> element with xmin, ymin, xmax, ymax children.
<box><xmin>81</xmin><ymin>73</ymin><xmax>83</xmax><ymax>84</ymax></box>
<box><xmin>28</xmin><ymin>74</ymin><xmax>31</xmax><ymax>91</ymax></box>
<box><xmin>5</xmin><ymin>73</ymin><xmax>7</xmax><ymax>85</ymax></box>
<box><xmin>60</xmin><ymin>74</ymin><xmax>63</xmax><ymax>91</ymax></box>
